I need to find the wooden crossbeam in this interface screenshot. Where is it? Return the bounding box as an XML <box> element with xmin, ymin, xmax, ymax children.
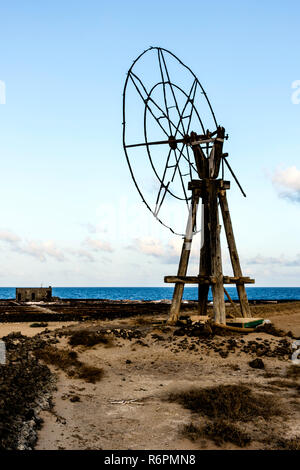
<box><xmin>223</xmin><ymin>276</ymin><xmax>255</xmax><ymax>285</ymax></box>
<box><xmin>165</xmin><ymin>275</ymin><xmax>214</xmax><ymax>284</ymax></box>
<box><xmin>188</xmin><ymin>179</ymin><xmax>230</xmax><ymax>191</ymax></box>
<box><xmin>164</xmin><ymin>275</ymin><xmax>255</xmax><ymax>285</ymax></box>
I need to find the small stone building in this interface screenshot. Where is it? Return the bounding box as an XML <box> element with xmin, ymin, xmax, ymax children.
<box><xmin>16</xmin><ymin>287</ymin><xmax>52</xmax><ymax>302</ymax></box>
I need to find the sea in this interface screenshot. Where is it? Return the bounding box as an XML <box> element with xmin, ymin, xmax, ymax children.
<box><xmin>0</xmin><ymin>287</ymin><xmax>300</xmax><ymax>301</ymax></box>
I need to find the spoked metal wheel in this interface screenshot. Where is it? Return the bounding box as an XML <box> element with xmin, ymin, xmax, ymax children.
<box><xmin>123</xmin><ymin>46</ymin><xmax>219</xmax><ymax>235</ymax></box>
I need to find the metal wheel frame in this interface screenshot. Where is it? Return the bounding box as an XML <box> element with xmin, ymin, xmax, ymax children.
<box><xmin>122</xmin><ymin>46</ymin><xmax>218</xmax><ymax>235</ymax></box>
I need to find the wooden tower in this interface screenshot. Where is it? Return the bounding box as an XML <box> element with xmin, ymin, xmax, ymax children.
<box><xmin>165</xmin><ymin>127</ymin><xmax>254</xmax><ymax>325</ymax></box>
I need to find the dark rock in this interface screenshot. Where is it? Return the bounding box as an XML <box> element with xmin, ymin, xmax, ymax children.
<box><xmin>173</xmin><ymin>328</ymin><xmax>185</xmax><ymax>336</ymax></box>
<box><xmin>219</xmin><ymin>350</ymin><xmax>229</xmax><ymax>358</ymax></box>
<box><xmin>249</xmin><ymin>358</ymin><xmax>265</xmax><ymax>369</ymax></box>
<box><xmin>70</xmin><ymin>395</ymin><xmax>80</xmax><ymax>402</ymax></box>
<box><xmin>151</xmin><ymin>334</ymin><xmax>164</xmax><ymax>341</ymax></box>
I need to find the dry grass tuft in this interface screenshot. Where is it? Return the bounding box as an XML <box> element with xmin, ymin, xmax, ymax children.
<box><xmin>30</xmin><ymin>322</ymin><xmax>48</xmax><ymax>328</ymax></box>
<box><xmin>168</xmin><ymin>384</ymin><xmax>283</xmax><ymax>422</ymax></box>
<box><xmin>181</xmin><ymin>423</ymin><xmax>202</xmax><ymax>441</ymax></box>
<box><xmin>181</xmin><ymin>420</ymin><xmax>251</xmax><ymax>447</ymax></box>
<box><xmin>35</xmin><ymin>346</ymin><xmax>78</xmax><ymax>369</ymax></box>
<box><xmin>268</xmin><ymin>379</ymin><xmax>299</xmax><ymax>390</ymax></box>
<box><xmin>202</xmin><ymin>420</ymin><xmax>251</xmax><ymax>447</ymax></box>
<box><xmin>34</xmin><ymin>345</ymin><xmax>103</xmax><ymax>383</ymax></box>
<box><xmin>75</xmin><ymin>365</ymin><xmax>103</xmax><ymax>383</ymax></box>
<box><xmin>255</xmin><ymin>323</ymin><xmax>294</xmax><ymax>338</ymax></box>
<box><xmin>68</xmin><ymin>330</ymin><xmax>112</xmax><ymax>347</ymax></box>
<box><xmin>132</xmin><ymin>316</ymin><xmax>150</xmax><ymax>326</ymax></box>
<box><xmin>286</xmin><ymin>364</ymin><xmax>300</xmax><ymax>379</ymax></box>
<box><xmin>276</xmin><ymin>437</ymin><xmax>300</xmax><ymax>450</ymax></box>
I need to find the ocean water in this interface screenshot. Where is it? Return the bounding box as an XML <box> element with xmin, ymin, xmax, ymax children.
<box><xmin>1</xmin><ymin>286</ymin><xmax>300</xmax><ymax>301</ymax></box>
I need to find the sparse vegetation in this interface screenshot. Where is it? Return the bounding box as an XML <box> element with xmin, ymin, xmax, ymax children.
<box><xmin>75</xmin><ymin>365</ymin><xmax>103</xmax><ymax>382</ymax></box>
<box><xmin>30</xmin><ymin>322</ymin><xmax>48</xmax><ymax>328</ymax></box>
<box><xmin>168</xmin><ymin>384</ymin><xmax>283</xmax><ymax>421</ymax></box>
<box><xmin>255</xmin><ymin>323</ymin><xmax>293</xmax><ymax>338</ymax></box>
<box><xmin>276</xmin><ymin>437</ymin><xmax>300</xmax><ymax>450</ymax></box>
<box><xmin>181</xmin><ymin>420</ymin><xmax>251</xmax><ymax>447</ymax></box>
<box><xmin>133</xmin><ymin>316</ymin><xmax>150</xmax><ymax>326</ymax></box>
<box><xmin>268</xmin><ymin>379</ymin><xmax>299</xmax><ymax>390</ymax></box>
<box><xmin>202</xmin><ymin>420</ymin><xmax>251</xmax><ymax>447</ymax></box>
<box><xmin>286</xmin><ymin>364</ymin><xmax>300</xmax><ymax>379</ymax></box>
<box><xmin>68</xmin><ymin>329</ymin><xmax>112</xmax><ymax>347</ymax></box>
<box><xmin>181</xmin><ymin>423</ymin><xmax>202</xmax><ymax>441</ymax></box>
<box><xmin>34</xmin><ymin>345</ymin><xmax>103</xmax><ymax>383</ymax></box>
<box><xmin>224</xmin><ymin>363</ymin><xmax>240</xmax><ymax>371</ymax></box>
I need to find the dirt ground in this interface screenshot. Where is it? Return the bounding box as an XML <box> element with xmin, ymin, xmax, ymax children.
<box><xmin>1</xmin><ymin>302</ymin><xmax>300</xmax><ymax>450</ymax></box>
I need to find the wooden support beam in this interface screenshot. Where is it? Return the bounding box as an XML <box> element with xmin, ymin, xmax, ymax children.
<box><xmin>167</xmin><ymin>192</ymin><xmax>199</xmax><ymax>325</ymax></box>
<box><xmin>223</xmin><ymin>276</ymin><xmax>255</xmax><ymax>284</ymax></box>
<box><xmin>209</xmin><ymin>181</ymin><xmax>226</xmax><ymax>324</ymax></box>
<box><xmin>188</xmin><ymin>179</ymin><xmax>230</xmax><ymax>191</ymax></box>
<box><xmin>219</xmin><ymin>190</ymin><xmax>253</xmax><ymax>317</ymax></box>
<box><xmin>165</xmin><ymin>275</ymin><xmax>215</xmax><ymax>284</ymax></box>
<box><xmin>198</xmin><ymin>193</ymin><xmax>211</xmax><ymax>316</ymax></box>
<box><xmin>165</xmin><ymin>275</ymin><xmax>254</xmax><ymax>285</ymax></box>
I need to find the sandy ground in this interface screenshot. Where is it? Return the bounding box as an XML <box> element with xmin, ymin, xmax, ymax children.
<box><xmin>0</xmin><ymin>322</ymin><xmax>75</xmax><ymax>338</ymax></box>
<box><xmin>1</xmin><ymin>303</ymin><xmax>300</xmax><ymax>450</ymax></box>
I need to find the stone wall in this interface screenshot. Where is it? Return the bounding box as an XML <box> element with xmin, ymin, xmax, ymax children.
<box><xmin>16</xmin><ymin>287</ymin><xmax>52</xmax><ymax>302</ymax></box>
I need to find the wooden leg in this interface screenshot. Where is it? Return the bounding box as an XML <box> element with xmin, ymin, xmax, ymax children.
<box><xmin>198</xmin><ymin>199</ymin><xmax>210</xmax><ymax>315</ymax></box>
<box><xmin>167</xmin><ymin>193</ymin><xmax>199</xmax><ymax>325</ymax></box>
<box><xmin>219</xmin><ymin>190</ymin><xmax>251</xmax><ymax>318</ymax></box>
<box><xmin>209</xmin><ymin>181</ymin><xmax>226</xmax><ymax>324</ymax></box>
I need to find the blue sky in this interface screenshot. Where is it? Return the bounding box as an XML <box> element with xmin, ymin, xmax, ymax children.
<box><xmin>0</xmin><ymin>0</ymin><xmax>299</xmax><ymax>286</ymax></box>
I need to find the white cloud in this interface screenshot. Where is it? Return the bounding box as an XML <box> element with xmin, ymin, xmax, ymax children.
<box><xmin>0</xmin><ymin>230</ymin><xmax>65</xmax><ymax>262</ymax></box>
<box><xmin>0</xmin><ymin>228</ymin><xmax>113</xmax><ymax>263</ymax></box>
<box><xmin>82</xmin><ymin>237</ymin><xmax>113</xmax><ymax>253</ymax></box>
<box><xmin>0</xmin><ymin>230</ymin><xmax>21</xmax><ymax>244</ymax></box>
<box><xmin>70</xmin><ymin>248</ymin><xmax>95</xmax><ymax>262</ymax></box>
<box><xmin>128</xmin><ymin>237</ymin><xmax>166</xmax><ymax>257</ymax></box>
<box><xmin>17</xmin><ymin>240</ymin><xmax>66</xmax><ymax>262</ymax></box>
<box><xmin>127</xmin><ymin>235</ymin><xmax>200</xmax><ymax>264</ymax></box>
<box><xmin>272</xmin><ymin>166</ymin><xmax>300</xmax><ymax>202</ymax></box>
<box><xmin>246</xmin><ymin>253</ymin><xmax>300</xmax><ymax>267</ymax></box>
<box><xmin>81</xmin><ymin>223</ymin><xmax>108</xmax><ymax>234</ymax></box>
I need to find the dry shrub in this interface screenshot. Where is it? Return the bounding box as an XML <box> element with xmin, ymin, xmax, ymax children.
<box><xmin>263</xmin><ymin>371</ymin><xmax>279</xmax><ymax>379</ymax></box>
<box><xmin>133</xmin><ymin>316</ymin><xmax>150</xmax><ymax>326</ymax></box>
<box><xmin>268</xmin><ymin>379</ymin><xmax>299</xmax><ymax>389</ymax></box>
<box><xmin>181</xmin><ymin>420</ymin><xmax>251</xmax><ymax>447</ymax></box>
<box><xmin>276</xmin><ymin>437</ymin><xmax>300</xmax><ymax>450</ymax></box>
<box><xmin>286</xmin><ymin>364</ymin><xmax>300</xmax><ymax>379</ymax></box>
<box><xmin>30</xmin><ymin>322</ymin><xmax>48</xmax><ymax>328</ymax></box>
<box><xmin>68</xmin><ymin>330</ymin><xmax>111</xmax><ymax>347</ymax></box>
<box><xmin>34</xmin><ymin>345</ymin><xmax>103</xmax><ymax>383</ymax></box>
<box><xmin>181</xmin><ymin>423</ymin><xmax>202</xmax><ymax>441</ymax></box>
<box><xmin>35</xmin><ymin>346</ymin><xmax>78</xmax><ymax>369</ymax></box>
<box><xmin>168</xmin><ymin>384</ymin><xmax>283</xmax><ymax>422</ymax></box>
<box><xmin>224</xmin><ymin>363</ymin><xmax>240</xmax><ymax>371</ymax></box>
<box><xmin>76</xmin><ymin>365</ymin><xmax>103</xmax><ymax>383</ymax></box>
<box><xmin>202</xmin><ymin>420</ymin><xmax>251</xmax><ymax>447</ymax></box>
<box><xmin>255</xmin><ymin>323</ymin><xmax>292</xmax><ymax>337</ymax></box>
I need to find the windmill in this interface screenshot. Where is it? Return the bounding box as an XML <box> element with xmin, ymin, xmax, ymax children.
<box><xmin>123</xmin><ymin>47</ymin><xmax>254</xmax><ymax>325</ymax></box>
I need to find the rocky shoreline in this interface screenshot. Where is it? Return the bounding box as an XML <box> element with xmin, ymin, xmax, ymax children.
<box><xmin>0</xmin><ymin>332</ymin><xmax>56</xmax><ymax>450</ymax></box>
